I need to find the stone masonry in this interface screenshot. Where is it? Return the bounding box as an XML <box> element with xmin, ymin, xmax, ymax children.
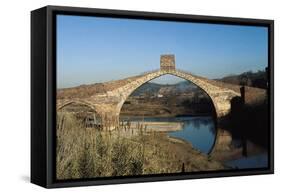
<box><xmin>160</xmin><ymin>54</ymin><xmax>175</xmax><ymax>71</ymax></box>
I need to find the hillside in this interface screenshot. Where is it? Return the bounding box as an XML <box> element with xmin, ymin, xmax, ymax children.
<box><xmin>217</xmin><ymin>70</ymin><xmax>267</xmax><ymax>89</ymax></box>
<box><xmin>131</xmin><ymin>81</ymin><xmax>197</xmax><ymax>97</ymax></box>
<box><xmin>121</xmin><ymin>81</ymin><xmax>214</xmax><ymax>117</ymax></box>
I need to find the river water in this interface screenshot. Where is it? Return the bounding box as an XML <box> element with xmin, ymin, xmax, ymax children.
<box><xmin>121</xmin><ymin>116</ymin><xmax>268</xmax><ymax>169</ymax></box>
<box><xmin>167</xmin><ymin>116</ymin><xmax>216</xmax><ymax>154</ymax></box>
<box><xmin>122</xmin><ymin>116</ymin><xmax>216</xmax><ymax>154</ymax></box>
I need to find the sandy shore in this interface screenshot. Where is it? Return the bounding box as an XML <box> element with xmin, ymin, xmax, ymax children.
<box><xmin>128</xmin><ymin>121</ymin><xmax>184</xmax><ymax>132</ymax></box>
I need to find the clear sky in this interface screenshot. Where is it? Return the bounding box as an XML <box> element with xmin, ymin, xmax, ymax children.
<box><xmin>57</xmin><ymin>15</ymin><xmax>268</xmax><ymax>88</ymax></box>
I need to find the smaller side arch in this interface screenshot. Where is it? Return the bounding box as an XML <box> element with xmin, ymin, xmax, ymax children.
<box><xmin>57</xmin><ymin>100</ymin><xmax>98</xmax><ymax>112</ymax></box>
<box><xmin>57</xmin><ymin>100</ymin><xmax>102</xmax><ymax>128</ymax></box>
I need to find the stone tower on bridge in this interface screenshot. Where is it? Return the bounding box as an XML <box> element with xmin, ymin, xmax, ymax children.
<box><xmin>160</xmin><ymin>54</ymin><xmax>175</xmax><ymax>71</ymax></box>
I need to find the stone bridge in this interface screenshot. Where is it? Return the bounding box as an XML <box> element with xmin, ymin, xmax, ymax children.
<box><xmin>57</xmin><ymin>55</ymin><xmax>246</xmax><ymax>127</ymax></box>
<box><xmin>57</xmin><ymin>55</ymin><xmax>268</xmax><ymax>154</ymax></box>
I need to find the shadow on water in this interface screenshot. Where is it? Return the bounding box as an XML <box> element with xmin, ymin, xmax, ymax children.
<box><xmin>215</xmin><ymin>86</ymin><xmax>269</xmax><ymax>169</ymax></box>
<box><xmin>220</xmin><ymin>95</ymin><xmax>269</xmax><ymax>151</ymax></box>
<box><xmin>226</xmin><ymin>153</ymin><xmax>268</xmax><ymax>169</ymax></box>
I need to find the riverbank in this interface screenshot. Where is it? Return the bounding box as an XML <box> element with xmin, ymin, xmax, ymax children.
<box><xmin>211</xmin><ymin>139</ymin><xmax>267</xmax><ymax>162</ymax></box>
<box><xmin>129</xmin><ymin>121</ymin><xmax>184</xmax><ymax>132</ymax></box>
<box><xmin>121</xmin><ymin>130</ymin><xmax>226</xmax><ymax>174</ymax></box>
<box><xmin>57</xmin><ymin>112</ymin><xmax>226</xmax><ymax>179</ymax></box>
<box><xmin>120</xmin><ymin>113</ymin><xmax>213</xmax><ymax>119</ymax></box>
<box><xmin>114</xmin><ymin>120</ymin><xmax>226</xmax><ymax>172</ymax></box>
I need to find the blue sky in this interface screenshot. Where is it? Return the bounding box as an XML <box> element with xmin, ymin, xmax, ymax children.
<box><xmin>57</xmin><ymin>15</ymin><xmax>268</xmax><ymax>88</ymax></box>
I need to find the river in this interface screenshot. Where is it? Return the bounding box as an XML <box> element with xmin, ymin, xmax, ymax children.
<box><xmin>121</xmin><ymin>116</ymin><xmax>268</xmax><ymax>169</ymax></box>
<box><xmin>121</xmin><ymin>116</ymin><xmax>216</xmax><ymax>153</ymax></box>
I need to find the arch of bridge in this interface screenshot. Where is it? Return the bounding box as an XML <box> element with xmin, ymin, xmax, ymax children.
<box><xmin>113</xmin><ymin>69</ymin><xmax>240</xmax><ymax>118</ymax></box>
<box><xmin>57</xmin><ymin>100</ymin><xmax>98</xmax><ymax>112</ymax></box>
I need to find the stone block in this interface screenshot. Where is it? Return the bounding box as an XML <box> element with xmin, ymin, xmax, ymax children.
<box><xmin>160</xmin><ymin>54</ymin><xmax>175</xmax><ymax>70</ymax></box>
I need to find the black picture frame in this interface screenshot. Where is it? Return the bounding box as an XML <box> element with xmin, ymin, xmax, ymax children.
<box><xmin>31</xmin><ymin>5</ymin><xmax>274</xmax><ymax>188</ymax></box>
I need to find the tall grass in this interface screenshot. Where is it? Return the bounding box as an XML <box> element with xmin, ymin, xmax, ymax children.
<box><xmin>56</xmin><ymin>112</ymin><xmax>143</xmax><ymax>180</ymax></box>
<box><xmin>57</xmin><ymin>112</ymin><xmax>224</xmax><ymax>179</ymax></box>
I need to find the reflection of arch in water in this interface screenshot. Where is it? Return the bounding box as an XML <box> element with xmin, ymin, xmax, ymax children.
<box><xmin>181</xmin><ymin>117</ymin><xmax>217</xmax><ymax>154</ymax></box>
<box><xmin>119</xmin><ymin>73</ymin><xmax>218</xmax><ymax>154</ymax></box>
<box><xmin>179</xmin><ymin>117</ymin><xmax>216</xmax><ymax>154</ymax></box>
